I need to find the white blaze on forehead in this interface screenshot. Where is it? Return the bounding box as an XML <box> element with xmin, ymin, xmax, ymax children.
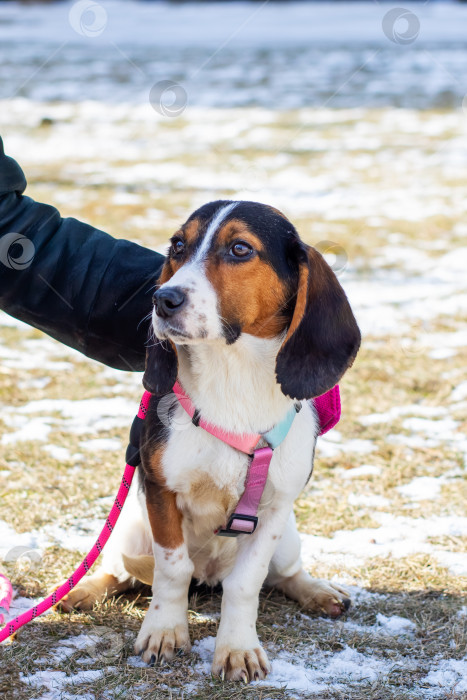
<box><xmin>154</xmin><ymin>202</ymin><xmax>238</xmax><ymax>341</ymax></box>
<box><xmin>194</xmin><ymin>201</ymin><xmax>238</xmax><ymax>263</ymax></box>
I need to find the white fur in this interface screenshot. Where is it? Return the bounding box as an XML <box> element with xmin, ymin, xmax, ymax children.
<box><xmin>194</xmin><ymin>201</ymin><xmax>238</xmax><ymax>262</ymax></box>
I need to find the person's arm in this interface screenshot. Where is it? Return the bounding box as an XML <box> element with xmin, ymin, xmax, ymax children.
<box><xmin>0</xmin><ymin>136</ymin><xmax>164</xmax><ymax>371</ymax></box>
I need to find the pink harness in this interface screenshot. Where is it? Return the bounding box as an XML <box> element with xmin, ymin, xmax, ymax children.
<box><xmin>0</xmin><ymin>384</ymin><xmax>339</xmax><ymax>643</ymax></box>
<box><xmin>173</xmin><ymin>381</ymin><xmax>340</xmax><ymax>536</ymax></box>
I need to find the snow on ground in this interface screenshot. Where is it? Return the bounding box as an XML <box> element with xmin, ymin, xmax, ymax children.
<box><xmin>192</xmin><ymin>634</ymin><xmax>393</xmax><ymax>694</ymax></box>
<box><xmin>300</xmin><ymin>514</ymin><xmax>467</xmax><ymax>576</ymax></box>
<box><xmin>0</xmin><ymin>395</ymin><xmax>138</xmax><ymax>444</ymax></box>
<box><xmin>422</xmin><ymin>657</ymin><xmax>467</xmax><ymax>694</ymax></box>
<box><xmin>21</xmin><ymin>668</ymin><xmax>104</xmax><ymax>700</ymax></box>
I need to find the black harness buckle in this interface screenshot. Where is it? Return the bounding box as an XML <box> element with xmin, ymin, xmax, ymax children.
<box><xmin>216</xmin><ymin>513</ymin><xmax>258</xmax><ymax>537</ymax></box>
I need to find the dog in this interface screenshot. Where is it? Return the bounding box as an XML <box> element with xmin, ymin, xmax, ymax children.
<box><xmin>61</xmin><ymin>200</ymin><xmax>361</xmax><ymax>682</ymax></box>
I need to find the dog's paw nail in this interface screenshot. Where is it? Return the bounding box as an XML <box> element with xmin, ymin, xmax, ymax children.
<box><xmin>220</xmin><ymin>669</ymin><xmax>225</xmax><ymax>681</ymax></box>
<box><xmin>149</xmin><ymin>654</ymin><xmax>156</xmax><ymax>666</ymax></box>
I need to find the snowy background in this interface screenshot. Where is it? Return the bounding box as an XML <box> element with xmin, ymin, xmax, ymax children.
<box><xmin>0</xmin><ymin>1</ymin><xmax>467</xmax><ymax>699</ymax></box>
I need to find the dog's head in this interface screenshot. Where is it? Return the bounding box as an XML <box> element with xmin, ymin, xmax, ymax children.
<box><xmin>144</xmin><ymin>200</ymin><xmax>360</xmax><ymax>400</ymax></box>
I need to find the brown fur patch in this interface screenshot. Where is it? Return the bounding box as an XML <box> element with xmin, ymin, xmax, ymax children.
<box><xmin>266</xmin><ymin>205</ymin><xmax>289</xmax><ymax>221</ymax></box>
<box><xmin>158</xmin><ymin>260</ymin><xmax>174</xmax><ymax>285</ymax></box>
<box><xmin>205</xmin><ymin>220</ymin><xmax>290</xmax><ymax>338</ymax></box>
<box><xmin>59</xmin><ymin>572</ymin><xmax>129</xmax><ymax>612</ymax></box>
<box><xmin>122</xmin><ymin>554</ymin><xmax>154</xmax><ymax>586</ymax></box>
<box><xmin>214</xmin><ymin>221</ymin><xmax>265</xmax><ymax>252</ymax></box>
<box><xmin>177</xmin><ymin>472</ymin><xmax>237</xmax><ymax>536</ymax></box>
<box><xmin>145</xmin><ymin>446</ymin><xmax>184</xmax><ymax>550</ymax></box>
<box><xmin>282</xmin><ymin>260</ymin><xmax>309</xmax><ymax>345</ymax></box>
<box><xmin>182</xmin><ymin>217</ymin><xmax>202</xmax><ymax>245</ymax></box>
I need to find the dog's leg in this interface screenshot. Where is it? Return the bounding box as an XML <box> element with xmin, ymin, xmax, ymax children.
<box><xmin>266</xmin><ymin>511</ymin><xmax>351</xmax><ymax>618</ymax></box>
<box><xmin>212</xmin><ymin>502</ymin><xmax>298</xmax><ymax>683</ymax></box>
<box><xmin>134</xmin><ymin>479</ymin><xmax>193</xmax><ymax>664</ymax></box>
<box><xmin>60</xmin><ymin>481</ymin><xmax>150</xmax><ymax>612</ymax></box>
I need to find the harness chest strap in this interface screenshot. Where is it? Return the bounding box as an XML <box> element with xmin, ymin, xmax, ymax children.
<box><xmin>172</xmin><ymin>381</ymin><xmax>341</xmax><ymax>536</ymax></box>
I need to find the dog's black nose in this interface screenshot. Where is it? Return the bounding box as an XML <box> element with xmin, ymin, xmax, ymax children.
<box><xmin>153</xmin><ymin>287</ymin><xmax>186</xmax><ymax>318</ymax></box>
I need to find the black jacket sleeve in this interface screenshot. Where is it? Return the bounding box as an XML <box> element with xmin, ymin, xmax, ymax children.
<box><xmin>0</xmin><ymin>136</ymin><xmax>164</xmax><ymax>371</ymax></box>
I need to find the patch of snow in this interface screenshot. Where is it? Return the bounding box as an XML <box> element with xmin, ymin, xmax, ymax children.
<box><xmin>434</xmin><ymin>552</ymin><xmax>467</xmax><ymax>578</ymax></box>
<box><xmin>2</xmin><ymin>397</ymin><xmax>136</xmax><ymax>437</ymax></box>
<box><xmin>192</xmin><ymin>636</ymin><xmax>392</xmax><ymax>693</ymax></box>
<box><xmin>18</xmin><ymin>377</ymin><xmax>52</xmax><ymax>390</ymax></box>
<box><xmin>42</xmin><ymin>518</ymin><xmax>106</xmax><ymax>553</ymax></box>
<box><xmin>360</xmin><ymin>404</ymin><xmax>447</xmax><ymax>426</ymax></box>
<box><xmin>429</xmin><ymin>348</ymin><xmax>457</xmax><ymax>360</ymax></box>
<box><xmin>256</xmin><ymin>645</ymin><xmax>392</xmax><ymax>692</ymax></box>
<box><xmin>422</xmin><ymin>657</ymin><xmax>467</xmax><ymax>694</ymax></box>
<box><xmin>397</xmin><ymin>477</ymin><xmax>444</xmax><ymax>502</ymax></box>
<box><xmin>450</xmin><ymin>381</ymin><xmax>467</xmax><ymax>403</ymax></box>
<box><xmin>79</xmin><ymin>438</ymin><xmax>122</xmax><ymax>452</ymax></box>
<box><xmin>341</xmin><ymin>465</ymin><xmax>382</xmax><ymax>479</ymax></box>
<box><xmin>1</xmin><ymin>417</ymin><xmax>53</xmax><ymax>445</ymax></box>
<box><xmin>376</xmin><ymin>613</ymin><xmax>416</xmax><ymax>635</ymax></box>
<box><xmin>317</xmin><ymin>437</ymin><xmax>375</xmax><ymax>459</ymax></box>
<box><xmin>402</xmin><ymin>417</ymin><xmax>459</xmax><ymax>438</ymax></box>
<box><xmin>21</xmin><ymin>668</ymin><xmax>104</xmax><ymax>698</ymax></box>
<box><xmin>0</xmin><ymin>311</ymin><xmax>29</xmax><ymax>328</ymax></box>
<box><xmin>420</xmin><ymin>329</ymin><xmax>467</xmax><ymax>352</ymax></box>
<box><xmin>300</xmin><ymin>513</ymin><xmax>467</xmax><ymax>575</ymax></box>
<box><xmin>386</xmin><ymin>434</ymin><xmax>441</xmax><ymax>449</ymax></box>
<box><xmin>0</xmin><ymin>519</ymin><xmax>50</xmax><ymax>562</ymax></box>
<box><xmin>348</xmin><ymin>493</ymin><xmax>390</xmax><ymax>508</ymax></box>
<box><xmin>42</xmin><ymin>445</ymin><xmax>72</xmax><ymax>461</ymax></box>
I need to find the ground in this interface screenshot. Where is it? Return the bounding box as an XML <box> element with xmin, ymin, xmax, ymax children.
<box><xmin>0</xmin><ymin>99</ymin><xmax>466</xmax><ymax>699</ymax></box>
<box><xmin>1</xmin><ymin>1</ymin><xmax>467</xmax><ymax>692</ymax></box>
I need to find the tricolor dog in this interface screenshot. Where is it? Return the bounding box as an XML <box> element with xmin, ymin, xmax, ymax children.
<box><xmin>62</xmin><ymin>200</ymin><xmax>361</xmax><ymax>682</ymax></box>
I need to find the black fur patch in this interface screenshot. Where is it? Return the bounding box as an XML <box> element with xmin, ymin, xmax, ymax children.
<box><xmin>138</xmin><ymin>393</ymin><xmax>171</xmax><ymax>495</ymax></box>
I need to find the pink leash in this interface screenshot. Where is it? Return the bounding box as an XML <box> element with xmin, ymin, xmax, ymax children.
<box><xmin>0</xmin><ymin>384</ymin><xmax>340</xmax><ymax>642</ymax></box>
<box><xmin>0</xmin><ymin>392</ymin><xmax>151</xmax><ymax>644</ymax></box>
<box><xmin>0</xmin><ymin>573</ymin><xmax>13</xmax><ymax>626</ymax></box>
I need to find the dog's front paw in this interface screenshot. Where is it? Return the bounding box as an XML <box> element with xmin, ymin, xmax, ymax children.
<box><xmin>275</xmin><ymin>570</ymin><xmax>351</xmax><ymax>619</ymax></box>
<box><xmin>299</xmin><ymin>578</ymin><xmax>351</xmax><ymax>618</ymax></box>
<box><xmin>212</xmin><ymin>644</ymin><xmax>271</xmax><ymax>683</ymax></box>
<box><xmin>135</xmin><ymin>621</ymin><xmax>191</xmax><ymax>664</ymax></box>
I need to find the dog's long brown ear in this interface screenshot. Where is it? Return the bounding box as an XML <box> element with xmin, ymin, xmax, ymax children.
<box><xmin>142</xmin><ymin>326</ymin><xmax>178</xmax><ymax>396</ymax></box>
<box><xmin>275</xmin><ymin>243</ymin><xmax>360</xmax><ymax>400</ymax></box>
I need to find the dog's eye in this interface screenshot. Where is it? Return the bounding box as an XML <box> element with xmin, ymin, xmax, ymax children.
<box><xmin>171</xmin><ymin>238</ymin><xmax>185</xmax><ymax>256</ymax></box>
<box><xmin>229</xmin><ymin>241</ymin><xmax>253</xmax><ymax>259</ymax></box>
